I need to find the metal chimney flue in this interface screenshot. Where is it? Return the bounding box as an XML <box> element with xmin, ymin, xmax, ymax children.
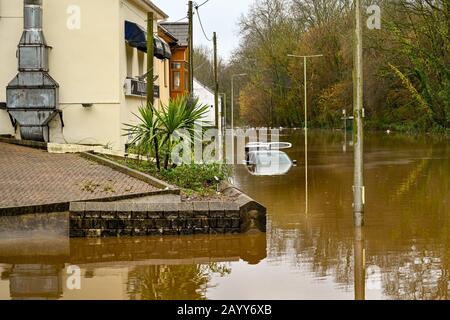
<box><xmin>6</xmin><ymin>0</ymin><xmax>59</xmax><ymax>142</ymax></box>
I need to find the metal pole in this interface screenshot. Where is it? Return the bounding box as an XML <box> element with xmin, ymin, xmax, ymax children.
<box><xmin>353</xmin><ymin>0</ymin><xmax>365</xmax><ymax>226</ymax></box>
<box><xmin>288</xmin><ymin>54</ymin><xmax>322</xmax><ymax>214</ymax></box>
<box><xmin>231</xmin><ymin>76</ymin><xmax>237</xmax><ymax>161</ymax></box>
<box><xmin>213</xmin><ymin>32</ymin><xmax>219</xmax><ymax>129</ymax></box>
<box><xmin>304</xmin><ymin>56</ymin><xmax>308</xmax><ymax>214</ymax></box>
<box><xmin>188</xmin><ymin>0</ymin><xmax>194</xmax><ymax>95</ymax></box>
<box><xmin>147</xmin><ymin>12</ymin><xmax>154</xmax><ymax>105</ymax></box>
<box><xmin>354</xmin><ymin>227</ymin><xmax>366</xmax><ymax>300</ymax></box>
<box><xmin>213</xmin><ymin>32</ymin><xmax>221</xmax><ymax>160</ymax></box>
<box><xmin>220</xmin><ymin>93</ymin><xmax>227</xmax><ymax>131</ymax></box>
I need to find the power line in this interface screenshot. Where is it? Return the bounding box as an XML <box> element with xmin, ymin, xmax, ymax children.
<box><xmin>194</xmin><ymin>59</ymin><xmax>209</xmax><ymax>71</ymax></box>
<box><xmin>195</xmin><ymin>6</ymin><xmax>212</xmax><ymax>41</ymax></box>
<box><xmin>173</xmin><ymin>15</ymin><xmax>188</xmax><ymax>22</ymax></box>
<box><xmin>196</xmin><ymin>0</ymin><xmax>212</xmax><ymax>9</ymax></box>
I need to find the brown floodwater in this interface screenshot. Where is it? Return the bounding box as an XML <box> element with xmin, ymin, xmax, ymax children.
<box><xmin>0</xmin><ymin>131</ymin><xmax>449</xmax><ymax>300</ymax></box>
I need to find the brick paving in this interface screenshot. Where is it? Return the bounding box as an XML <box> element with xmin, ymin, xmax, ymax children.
<box><xmin>0</xmin><ymin>142</ymin><xmax>158</xmax><ymax>208</ymax></box>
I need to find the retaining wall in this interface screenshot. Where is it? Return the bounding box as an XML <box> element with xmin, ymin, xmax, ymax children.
<box><xmin>69</xmin><ymin>197</ymin><xmax>266</xmax><ymax>237</ymax></box>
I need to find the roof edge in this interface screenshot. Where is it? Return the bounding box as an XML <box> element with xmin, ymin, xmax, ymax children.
<box><xmin>194</xmin><ymin>78</ymin><xmax>215</xmax><ymax>96</ymax></box>
<box><xmin>158</xmin><ymin>24</ymin><xmax>178</xmax><ymax>42</ymax></box>
<box><xmin>139</xmin><ymin>0</ymin><xmax>169</xmax><ymax>19</ymax></box>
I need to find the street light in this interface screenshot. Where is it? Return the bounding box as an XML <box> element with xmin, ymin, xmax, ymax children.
<box><xmin>287</xmin><ymin>54</ymin><xmax>323</xmax><ymax>214</ymax></box>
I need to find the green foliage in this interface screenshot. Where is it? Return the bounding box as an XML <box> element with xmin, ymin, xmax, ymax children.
<box><xmin>123</xmin><ymin>95</ymin><xmax>210</xmax><ymax>170</ymax></box>
<box><xmin>121</xmin><ymin>159</ymin><xmax>231</xmax><ymax>195</ymax></box>
<box><xmin>123</xmin><ymin>103</ymin><xmax>161</xmax><ymax>169</ymax></box>
<box><xmin>227</xmin><ymin>0</ymin><xmax>449</xmax><ymax>133</ymax></box>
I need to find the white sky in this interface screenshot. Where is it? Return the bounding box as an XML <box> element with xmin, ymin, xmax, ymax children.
<box><xmin>152</xmin><ymin>0</ymin><xmax>256</xmax><ymax>61</ymax></box>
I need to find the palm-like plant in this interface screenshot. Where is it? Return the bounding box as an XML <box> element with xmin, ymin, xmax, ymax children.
<box><xmin>155</xmin><ymin>95</ymin><xmax>211</xmax><ymax>169</ymax></box>
<box><xmin>123</xmin><ymin>95</ymin><xmax>211</xmax><ymax>171</ymax></box>
<box><xmin>123</xmin><ymin>103</ymin><xmax>161</xmax><ymax>170</ymax></box>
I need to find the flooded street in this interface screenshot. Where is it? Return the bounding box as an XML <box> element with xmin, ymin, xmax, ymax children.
<box><xmin>0</xmin><ymin>131</ymin><xmax>449</xmax><ymax>300</ymax></box>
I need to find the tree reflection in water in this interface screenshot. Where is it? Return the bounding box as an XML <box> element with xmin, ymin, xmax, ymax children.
<box><xmin>237</xmin><ymin>131</ymin><xmax>450</xmax><ymax>299</ymax></box>
<box><xmin>127</xmin><ymin>263</ymin><xmax>231</xmax><ymax>300</ymax></box>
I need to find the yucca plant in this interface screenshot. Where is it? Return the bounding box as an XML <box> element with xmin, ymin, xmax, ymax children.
<box><xmin>123</xmin><ymin>103</ymin><xmax>161</xmax><ymax>170</ymax></box>
<box><xmin>155</xmin><ymin>95</ymin><xmax>211</xmax><ymax>169</ymax></box>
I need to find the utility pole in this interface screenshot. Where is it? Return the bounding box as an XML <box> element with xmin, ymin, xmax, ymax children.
<box><xmin>354</xmin><ymin>226</ymin><xmax>366</xmax><ymax>300</ymax></box>
<box><xmin>213</xmin><ymin>32</ymin><xmax>222</xmax><ymax>160</ymax></box>
<box><xmin>353</xmin><ymin>0</ymin><xmax>365</xmax><ymax>226</ymax></box>
<box><xmin>287</xmin><ymin>54</ymin><xmax>323</xmax><ymax>214</ymax></box>
<box><xmin>220</xmin><ymin>93</ymin><xmax>227</xmax><ymax>131</ymax></box>
<box><xmin>213</xmin><ymin>32</ymin><xmax>219</xmax><ymax>129</ymax></box>
<box><xmin>147</xmin><ymin>12</ymin><xmax>154</xmax><ymax>105</ymax></box>
<box><xmin>188</xmin><ymin>1</ymin><xmax>194</xmax><ymax>95</ymax></box>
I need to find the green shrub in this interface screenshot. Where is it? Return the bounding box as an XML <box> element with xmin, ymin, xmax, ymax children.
<box><xmin>120</xmin><ymin>159</ymin><xmax>230</xmax><ymax>195</ymax></box>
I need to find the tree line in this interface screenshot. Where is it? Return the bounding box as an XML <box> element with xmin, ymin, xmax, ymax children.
<box><xmin>194</xmin><ymin>0</ymin><xmax>449</xmax><ymax>133</ymax></box>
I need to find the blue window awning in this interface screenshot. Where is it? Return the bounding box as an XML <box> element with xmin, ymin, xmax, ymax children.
<box><xmin>125</xmin><ymin>21</ymin><xmax>171</xmax><ymax>60</ymax></box>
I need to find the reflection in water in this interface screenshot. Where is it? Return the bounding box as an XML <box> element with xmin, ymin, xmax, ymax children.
<box><xmin>235</xmin><ymin>131</ymin><xmax>449</xmax><ymax>300</ymax></box>
<box><xmin>354</xmin><ymin>228</ymin><xmax>365</xmax><ymax>300</ymax></box>
<box><xmin>0</xmin><ymin>233</ymin><xmax>266</xmax><ymax>300</ymax></box>
<box><xmin>3</xmin><ymin>264</ymin><xmax>65</xmax><ymax>300</ymax></box>
<box><xmin>127</xmin><ymin>264</ymin><xmax>231</xmax><ymax>300</ymax></box>
<box><xmin>0</xmin><ymin>131</ymin><xmax>448</xmax><ymax>300</ymax></box>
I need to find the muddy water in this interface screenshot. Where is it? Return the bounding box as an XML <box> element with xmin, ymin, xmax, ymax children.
<box><xmin>0</xmin><ymin>131</ymin><xmax>449</xmax><ymax>300</ymax></box>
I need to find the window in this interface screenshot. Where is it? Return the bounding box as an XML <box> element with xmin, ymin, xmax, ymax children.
<box><xmin>173</xmin><ymin>71</ymin><xmax>181</xmax><ymax>90</ymax></box>
<box><xmin>138</xmin><ymin>50</ymin><xmax>145</xmax><ymax>77</ymax></box>
<box><xmin>171</xmin><ymin>62</ymin><xmax>183</xmax><ymax>91</ymax></box>
<box><xmin>172</xmin><ymin>62</ymin><xmax>181</xmax><ymax>70</ymax></box>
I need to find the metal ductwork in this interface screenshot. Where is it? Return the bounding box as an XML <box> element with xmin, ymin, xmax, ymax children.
<box><xmin>6</xmin><ymin>0</ymin><xmax>59</xmax><ymax>142</ymax></box>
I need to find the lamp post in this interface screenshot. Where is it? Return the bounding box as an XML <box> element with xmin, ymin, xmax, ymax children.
<box><xmin>353</xmin><ymin>0</ymin><xmax>365</xmax><ymax>227</ymax></box>
<box><xmin>231</xmin><ymin>73</ymin><xmax>247</xmax><ymax>163</ymax></box>
<box><xmin>287</xmin><ymin>54</ymin><xmax>323</xmax><ymax>214</ymax></box>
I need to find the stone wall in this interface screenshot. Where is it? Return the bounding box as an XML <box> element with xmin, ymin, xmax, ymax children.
<box><xmin>69</xmin><ymin>201</ymin><xmax>246</xmax><ymax>237</ymax></box>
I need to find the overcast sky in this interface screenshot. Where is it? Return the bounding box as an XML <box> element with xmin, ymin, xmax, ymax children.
<box><xmin>153</xmin><ymin>0</ymin><xmax>255</xmax><ymax>61</ymax></box>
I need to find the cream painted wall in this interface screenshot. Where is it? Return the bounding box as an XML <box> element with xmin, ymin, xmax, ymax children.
<box><xmin>0</xmin><ymin>1</ymin><xmax>23</xmax><ymax>136</ymax></box>
<box><xmin>45</xmin><ymin>0</ymin><xmax>123</xmax><ymax>149</ymax></box>
<box><xmin>49</xmin><ymin>104</ymin><xmax>121</xmax><ymax>147</ymax></box>
<box><xmin>118</xmin><ymin>0</ymin><xmax>170</xmax><ymax>148</ymax></box>
<box><xmin>44</xmin><ymin>0</ymin><xmax>121</xmax><ymax>104</ymax></box>
<box><xmin>0</xmin><ymin>110</ymin><xmax>14</xmax><ymax>136</ymax></box>
<box><xmin>0</xmin><ymin>0</ymin><xmax>169</xmax><ymax>151</ymax></box>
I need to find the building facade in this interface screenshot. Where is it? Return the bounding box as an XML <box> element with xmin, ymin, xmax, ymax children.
<box><xmin>0</xmin><ymin>0</ymin><xmax>170</xmax><ymax>151</ymax></box>
<box><xmin>193</xmin><ymin>78</ymin><xmax>220</xmax><ymax>127</ymax></box>
<box><xmin>159</xmin><ymin>22</ymin><xmax>190</xmax><ymax>99</ymax></box>
<box><xmin>159</xmin><ymin>22</ymin><xmax>218</xmax><ymax>128</ymax></box>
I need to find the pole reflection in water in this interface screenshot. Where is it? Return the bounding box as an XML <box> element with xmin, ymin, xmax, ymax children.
<box><xmin>354</xmin><ymin>227</ymin><xmax>365</xmax><ymax>300</ymax></box>
<box><xmin>305</xmin><ymin>138</ymin><xmax>308</xmax><ymax>214</ymax></box>
<box><xmin>0</xmin><ymin>131</ymin><xmax>449</xmax><ymax>300</ymax></box>
<box><xmin>0</xmin><ymin>232</ymin><xmax>267</xmax><ymax>300</ymax></box>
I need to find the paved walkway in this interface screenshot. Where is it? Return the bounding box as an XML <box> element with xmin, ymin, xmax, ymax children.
<box><xmin>0</xmin><ymin>142</ymin><xmax>158</xmax><ymax>208</ymax></box>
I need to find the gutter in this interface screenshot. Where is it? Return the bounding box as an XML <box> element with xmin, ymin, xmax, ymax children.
<box><xmin>140</xmin><ymin>0</ymin><xmax>169</xmax><ymax>19</ymax></box>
